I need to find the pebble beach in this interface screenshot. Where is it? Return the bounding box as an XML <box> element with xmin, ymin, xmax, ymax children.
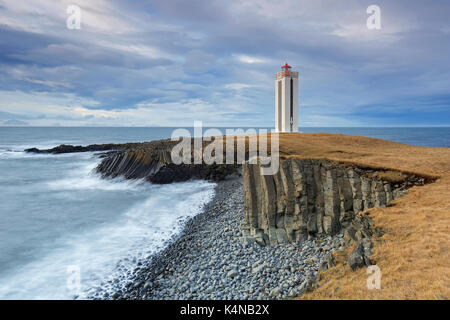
<box><xmin>90</xmin><ymin>176</ymin><xmax>346</xmax><ymax>300</ymax></box>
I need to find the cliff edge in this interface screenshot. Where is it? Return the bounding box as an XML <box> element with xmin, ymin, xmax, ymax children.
<box><xmin>273</xmin><ymin>133</ymin><xmax>449</xmax><ymax>300</ymax></box>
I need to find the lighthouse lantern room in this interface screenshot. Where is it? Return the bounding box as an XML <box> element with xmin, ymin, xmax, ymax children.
<box><xmin>275</xmin><ymin>63</ymin><xmax>299</xmax><ymax>132</ymax></box>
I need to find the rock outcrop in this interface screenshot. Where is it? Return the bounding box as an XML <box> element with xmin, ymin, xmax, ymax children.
<box><xmin>96</xmin><ymin>139</ymin><xmax>239</xmax><ymax>184</ymax></box>
<box><xmin>347</xmin><ymin>239</ymin><xmax>373</xmax><ymax>271</ymax></box>
<box><xmin>24</xmin><ymin>143</ymin><xmax>141</xmax><ymax>154</ymax></box>
<box><xmin>240</xmin><ymin>158</ymin><xmax>427</xmax><ymax>246</ymax></box>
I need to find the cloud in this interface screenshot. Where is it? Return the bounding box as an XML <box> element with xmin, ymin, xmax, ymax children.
<box><xmin>22</xmin><ymin>77</ymin><xmax>73</xmax><ymax>88</ymax></box>
<box><xmin>234</xmin><ymin>55</ymin><xmax>270</xmax><ymax>64</ymax></box>
<box><xmin>224</xmin><ymin>83</ymin><xmax>254</xmax><ymax>91</ymax></box>
<box><xmin>0</xmin><ymin>0</ymin><xmax>448</xmax><ymax>127</ymax></box>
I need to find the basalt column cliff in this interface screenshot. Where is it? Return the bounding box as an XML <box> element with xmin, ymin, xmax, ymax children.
<box><xmin>240</xmin><ymin>158</ymin><xmax>427</xmax><ymax>246</ymax></box>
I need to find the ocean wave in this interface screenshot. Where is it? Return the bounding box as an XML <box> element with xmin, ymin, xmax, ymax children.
<box><xmin>45</xmin><ymin>160</ymin><xmax>150</xmax><ymax>192</ymax></box>
<box><xmin>0</xmin><ymin>179</ymin><xmax>215</xmax><ymax>299</ymax></box>
<box><xmin>0</xmin><ymin>149</ymin><xmax>95</xmax><ymax>160</ymax></box>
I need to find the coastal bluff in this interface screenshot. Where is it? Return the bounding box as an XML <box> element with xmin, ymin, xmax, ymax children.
<box><xmin>25</xmin><ymin>133</ymin><xmax>450</xmax><ymax>299</ymax></box>
<box><xmin>241</xmin><ymin>158</ymin><xmax>427</xmax><ymax>246</ymax></box>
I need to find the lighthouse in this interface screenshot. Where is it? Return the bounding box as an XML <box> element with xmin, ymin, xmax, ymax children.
<box><xmin>275</xmin><ymin>63</ymin><xmax>299</xmax><ymax>132</ymax></box>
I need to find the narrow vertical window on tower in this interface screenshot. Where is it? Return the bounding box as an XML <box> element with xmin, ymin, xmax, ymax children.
<box><xmin>275</xmin><ymin>63</ymin><xmax>299</xmax><ymax>132</ymax></box>
<box><xmin>278</xmin><ymin>80</ymin><xmax>282</xmax><ymax>131</ymax></box>
<box><xmin>290</xmin><ymin>78</ymin><xmax>293</xmax><ymax>132</ymax></box>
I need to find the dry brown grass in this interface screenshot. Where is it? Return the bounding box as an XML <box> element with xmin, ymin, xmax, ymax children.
<box><xmin>271</xmin><ymin>133</ymin><xmax>450</xmax><ymax>300</ymax></box>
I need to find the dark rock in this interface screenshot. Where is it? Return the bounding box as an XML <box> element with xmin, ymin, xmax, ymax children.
<box><xmin>347</xmin><ymin>241</ymin><xmax>371</xmax><ymax>271</ymax></box>
<box><xmin>24</xmin><ymin>143</ymin><xmax>139</xmax><ymax>154</ymax></box>
<box><xmin>319</xmin><ymin>252</ymin><xmax>335</xmax><ymax>271</ymax></box>
<box><xmin>96</xmin><ymin>139</ymin><xmax>239</xmax><ymax>184</ymax></box>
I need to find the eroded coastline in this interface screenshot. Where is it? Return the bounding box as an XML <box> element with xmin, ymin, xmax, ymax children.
<box><xmin>26</xmin><ymin>133</ymin><xmax>444</xmax><ymax>300</ymax></box>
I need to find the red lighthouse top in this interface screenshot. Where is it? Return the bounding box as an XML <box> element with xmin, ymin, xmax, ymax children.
<box><xmin>275</xmin><ymin>62</ymin><xmax>298</xmax><ymax>79</ymax></box>
<box><xmin>281</xmin><ymin>62</ymin><xmax>291</xmax><ymax>70</ymax></box>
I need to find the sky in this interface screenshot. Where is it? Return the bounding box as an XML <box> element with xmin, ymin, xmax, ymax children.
<box><xmin>0</xmin><ymin>0</ymin><xmax>449</xmax><ymax>127</ymax></box>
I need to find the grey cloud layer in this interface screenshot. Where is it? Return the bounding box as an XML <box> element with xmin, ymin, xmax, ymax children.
<box><xmin>0</xmin><ymin>0</ymin><xmax>449</xmax><ymax>126</ymax></box>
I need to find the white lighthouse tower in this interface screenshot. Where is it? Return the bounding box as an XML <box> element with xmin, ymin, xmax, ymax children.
<box><xmin>275</xmin><ymin>63</ymin><xmax>299</xmax><ymax>132</ymax></box>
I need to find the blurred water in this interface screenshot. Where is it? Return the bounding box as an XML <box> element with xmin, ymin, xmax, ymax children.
<box><xmin>0</xmin><ymin>127</ymin><xmax>216</xmax><ymax>299</ymax></box>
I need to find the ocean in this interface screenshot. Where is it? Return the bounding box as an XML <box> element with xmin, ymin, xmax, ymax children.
<box><xmin>0</xmin><ymin>126</ymin><xmax>448</xmax><ymax>299</ymax></box>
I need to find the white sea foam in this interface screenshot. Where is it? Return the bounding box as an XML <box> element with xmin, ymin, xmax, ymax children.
<box><xmin>13</xmin><ymin>141</ymin><xmax>69</xmax><ymax>152</ymax></box>
<box><xmin>0</xmin><ymin>133</ymin><xmax>219</xmax><ymax>299</ymax></box>
<box><xmin>0</xmin><ymin>149</ymin><xmax>88</xmax><ymax>160</ymax></box>
<box><xmin>46</xmin><ymin>159</ymin><xmax>149</xmax><ymax>192</ymax></box>
<box><xmin>0</xmin><ymin>177</ymin><xmax>215</xmax><ymax>299</ymax></box>
<box><xmin>0</xmin><ymin>141</ymin><xmax>60</xmax><ymax>155</ymax></box>
<box><xmin>0</xmin><ymin>143</ymin><xmax>216</xmax><ymax>299</ymax></box>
